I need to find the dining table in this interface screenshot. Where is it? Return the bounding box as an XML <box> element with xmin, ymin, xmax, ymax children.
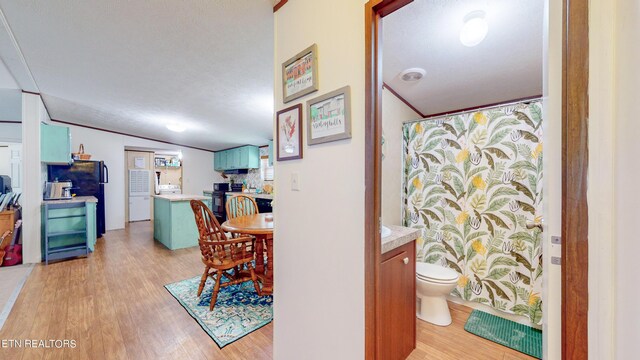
<box><xmin>221</xmin><ymin>213</ymin><xmax>274</xmax><ymax>295</ymax></box>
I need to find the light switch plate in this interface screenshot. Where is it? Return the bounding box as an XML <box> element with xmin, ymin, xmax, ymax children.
<box><xmin>551</xmin><ymin>256</ymin><xmax>562</xmax><ymax>265</ymax></box>
<box><xmin>551</xmin><ymin>236</ymin><xmax>561</xmax><ymax>245</ymax></box>
<box><xmin>291</xmin><ymin>172</ymin><xmax>300</xmax><ymax>191</ymax></box>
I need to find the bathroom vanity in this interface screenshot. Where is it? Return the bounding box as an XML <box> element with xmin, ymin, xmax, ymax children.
<box><xmin>379</xmin><ymin>225</ymin><xmax>420</xmax><ymax>360</ymax></box>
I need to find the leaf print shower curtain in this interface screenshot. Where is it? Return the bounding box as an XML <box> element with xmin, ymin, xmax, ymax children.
<box><xmin>403</xmin><ymin>100</ymin><xmax>543</xmax><ymax>324</ymax></box>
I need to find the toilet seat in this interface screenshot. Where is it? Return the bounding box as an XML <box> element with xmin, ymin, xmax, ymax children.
<box><xmin>416</xmin><ymin>262</ymin><xmax>459</xmax><ymax>283</ymax></box>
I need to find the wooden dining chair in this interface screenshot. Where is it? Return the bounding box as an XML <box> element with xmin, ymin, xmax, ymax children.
<box><xmin>190</xmin><ymin>200</ymin><xmax>262</xmax><ymax>310</ymax></box>
<box><xmin>225</xmin><ymin>194</ymin><xmax>259</xmax><ymax>220</ymax></box>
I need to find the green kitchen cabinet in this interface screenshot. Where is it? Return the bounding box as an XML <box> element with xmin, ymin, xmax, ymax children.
<box><xmin>41</xmin><ymin>123</ymin><xmax>72</xmax><ymax>164</ymax></box>
<box><xmin>268</xmin><ymin>140</ymin><xmax>274</xmax><ymax>166</ymax></box>
<box><xmin>154</xmin><ymin>196</ymin><xmax>211</xmax><ymax>250</ymax></box>
<box><xmin>238</xmin><ymin>146</ymin><xmax>260</xmax><ymax>169</ymax></box>
<box><xmin>214</xmin><ymin>152</ymin><xmax>222</xmax><ymax>171</ymax></box>
<box><xmin>219</xmin><ymin>151</ymin><xmax>228</xmax><ymax>170</ymax></box>
<box><xmin>41</xmin><ymin>199</ymin><xmax>97</xmax><ymax>264</ymax></box>
<box><xmin>213</xmin><ymin>145</ymin><xmax>260</xmax><ymax>171</ymax></box>
<box><xmin>228</xmin><ymin>148</ymin><xmax>240</xmax><ymax>169</ymax></box>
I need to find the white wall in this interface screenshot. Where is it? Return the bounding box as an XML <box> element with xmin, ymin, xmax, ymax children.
<box><xmin>381</xmin><ymin>88</ymin><xmax>420</xmax><ymax>226</ymax></box>
<box><xmin>0</xmin><ymin>88</ymin><xmax>22</xmax><ymax>121</ymax></box>
<box><xmin>0</xmin><ymin>145</ymin><xmax>9</xmax><ymax>175</ymax></box>
<box><xmin>273</xmin><ymin>0</ymin><xmax>365</xmax><ymax>358</ymax></box>
<box><xmin>0</xmin><ymin>122</ymin><xmax>21</xmax><ymax>142</ymax></box>
<box><xmin>612</xmin><ymin>0</ymin><xmax>639</xmax><ymax>357</ymax></box>
<box><xmin>21</xmin><ymin>93</ymin><xmax>47</xmax><ymax>263</ymax></box>
<box><xmin>61</xmin><ymin>123</ymin><xmax>224</xmax><ymax>231</ymax></box>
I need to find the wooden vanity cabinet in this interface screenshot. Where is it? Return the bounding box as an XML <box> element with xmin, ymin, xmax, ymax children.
<box><xmin>379</xmin><ymin>240</ymin><xmax>416</xmax><ymax>360</ymax></box>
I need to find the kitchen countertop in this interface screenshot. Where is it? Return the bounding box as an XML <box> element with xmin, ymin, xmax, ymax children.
<box><xmin>42</xmin><ymin>196</ymin><xmax>98</xmax><ymax>205</ymax></box>
<box><xmin>382</xmin><ymin>225</ymin><xmax>421</xmax><ymax>254</ymax></box>
<box><xmin>152</xmin><ymin>194</ymin><xmax>210</xmax><ymax>202</ymax></box>
<box><xmin>203</xmin><ymin>190</ymin><xmax>274</xmax><ymax>200</ymax></box>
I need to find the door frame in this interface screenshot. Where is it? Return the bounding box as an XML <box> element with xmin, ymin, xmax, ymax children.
<box><xmin>363</xmin><ymin>0</ymin><xmax>590</xmax><ymax>358</ymax></box>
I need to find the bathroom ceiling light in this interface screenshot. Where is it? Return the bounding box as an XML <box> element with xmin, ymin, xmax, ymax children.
<box><xmin>400</xmin><ymin>68</ymin><xmax>426</xmax><ymax>82</ymax></box>
<box><xmin>166</xmin><ymin>123</ymin><xmax>186</xmax><ymax>133</ymax></box>
<box><xmin>460</xmin><ymin>11</ymin><xmax>488</xmax><ymax>47</ymax></box>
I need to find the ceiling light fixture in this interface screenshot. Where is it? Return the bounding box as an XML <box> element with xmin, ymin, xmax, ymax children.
<box><xmin>166</xmin><ymin>123</ymin><xmax>186</xmax><ymax>133</ymax></box>
<box><xmin>400</xmin><ymin>68</ymin><xmax>426</xmax><ymax>82</ymax></box>
<box><xmin>460</xmin><ymin>10</ymin><xmax>488</xmax><ymax>47</ymax></box>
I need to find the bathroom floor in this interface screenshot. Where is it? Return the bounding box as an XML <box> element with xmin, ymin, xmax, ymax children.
<box><xmin>409</xmin><ymin>302</ymin><xmax>536</xmax><ymax>360</ymax></box>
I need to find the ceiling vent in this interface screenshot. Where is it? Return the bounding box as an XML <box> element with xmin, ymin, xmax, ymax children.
<box><xmin>400</xmin><ymin>68</ymin><xmax>426</xmax><ymax>82</ymax></box>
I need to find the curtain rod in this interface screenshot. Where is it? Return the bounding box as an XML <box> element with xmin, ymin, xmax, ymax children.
<box><xmin>402</xmin><ymin>96</ymin><xmax>543</xmax><ymax>125</ymax></box>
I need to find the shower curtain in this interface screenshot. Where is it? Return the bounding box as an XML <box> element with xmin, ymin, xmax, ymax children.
<box><xmin>403</xmin><ymin>100</ymin><xmax>543</xmax><ymax>324</ymax></box>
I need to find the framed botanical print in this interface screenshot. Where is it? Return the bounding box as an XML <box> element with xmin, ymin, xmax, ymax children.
<box><xmin>307</xmin><ymin>86</ymin><xmax>351</xmax><ymax>145</ymax></box>
<box><xmin>282</xmin><ymin>44</ymin><xmax>318</xmax><ymax>103</ymax></box>
<box><xmin>276</xmin><ymin>104</ymin><xmax>303</xmax><ymax>161</ymax></box>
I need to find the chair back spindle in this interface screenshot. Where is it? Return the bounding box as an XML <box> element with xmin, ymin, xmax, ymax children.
<box><xmin>225</xmin><ymin>195</ymin><xmax>259</xmax><ymax>220</ymax></box>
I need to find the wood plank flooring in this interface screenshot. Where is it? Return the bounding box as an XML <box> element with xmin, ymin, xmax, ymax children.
<box><xmin>1</xmin><ymin>221</ymin><xmax>535</xmax><ymax>360</ymax></box>
<box><xmin>409</xmin><ymin>302</ymin><xmax>536</xmax><ymax>360</ymax></box>
<box><xmin>0</xmin><ymin>222</ymin><xmax>272</xmax><ymax>360</ymax></box>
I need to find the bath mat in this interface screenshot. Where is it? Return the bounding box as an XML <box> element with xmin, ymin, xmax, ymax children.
<box><xmin>165</xmin><ymin>275</ymin><xmax>272</xmax><ymax>348</ymax></box>
<box><xmin>464</xmin><ymin>310</ymin><xmax>542</xmax><ymax>359</ymax></box>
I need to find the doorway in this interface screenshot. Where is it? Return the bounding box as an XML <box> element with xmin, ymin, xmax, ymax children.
<box><xmin>364</xmin><ymin>0</ymin><xmax>588</xmax><ymax>359</ymax></box>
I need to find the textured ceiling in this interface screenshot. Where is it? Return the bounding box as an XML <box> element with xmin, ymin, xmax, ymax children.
<box><xmin>0</xmin><ymin>58</ymin><xmax>17</xmax><ymax>88</ymax></box>
<box><xmin>383</xmin><ymin>0</ymin><xmax>543</xmax><ymax>116</ymax></box>
<box><xmin>0</xmin><ymin>0</ymin><xmax>274</xmax><ymax>151</ymax></box>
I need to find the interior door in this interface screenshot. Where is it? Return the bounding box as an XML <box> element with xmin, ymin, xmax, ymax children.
<box><xmin>9</xmin><ymin>144</ymin><xmax>21</xmax><ymax>194</ymax></box>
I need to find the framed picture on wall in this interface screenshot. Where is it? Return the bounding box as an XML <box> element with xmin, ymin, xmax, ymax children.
<box><xmin>307</xmin><ymin>86</ymin><xmax>351</xmax><ymax>145</ymax></box>
<box><xmin>282</xmin><ymin>44</ymin><xmax>318</xmax><ymax>103</ymax></box>
<box><xmin>276</xmin><ymin>104</ymin><xmax>303</xmax><ymax>161</ymax></box>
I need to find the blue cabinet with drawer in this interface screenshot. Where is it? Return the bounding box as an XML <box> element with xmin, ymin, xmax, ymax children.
<box><xmin>213</xmin><ymin>145</ymin><xmax>260</xmax><ymax>171</ymax></box>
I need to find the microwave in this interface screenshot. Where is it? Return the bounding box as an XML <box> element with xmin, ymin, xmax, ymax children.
<box><xmin>213</xmin><ymin>183</ymin><xmax>229</xmax><ymax>192</ymax></box>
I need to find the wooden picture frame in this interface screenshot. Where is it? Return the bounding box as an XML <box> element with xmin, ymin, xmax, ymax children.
<box><xmin>282</xmin><ymin>44</ymin><xmax>319</xmax><ymax>103</ymax></box>
<box><xmin>307</xmin><ymin>86</ymin><xmax>352</xmax><ymax>145</ymax></box>
<box><xmin>276</xmin><ymin>104</ymin><xmax>303</xmax><ymax>161</ymax></box>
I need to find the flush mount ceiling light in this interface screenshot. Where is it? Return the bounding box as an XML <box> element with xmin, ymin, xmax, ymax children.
<box><xmin>460</xmin><ymin>10</ymin><xmax>488</xmax><ymax>47</ymax></box>
<box><xmin>166</xmin><ymin>123</ymin><xmax>186</xmax><ymax>133</ymax></box>
<box><xmin>400</xmin><ymin>68</ymin><xmax>426</xmax><ymax>82</ymax></box>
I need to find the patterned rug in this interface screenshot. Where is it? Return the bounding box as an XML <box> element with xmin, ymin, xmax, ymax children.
<box><xmin>165</xmin><ymin>275</ymin><xmax>272</xmax><ymax>348</ymax></box>
<box><xmin>464</xmin><ymin>310</ymin><xmax>542</xmax><ymax>359</ymax></box>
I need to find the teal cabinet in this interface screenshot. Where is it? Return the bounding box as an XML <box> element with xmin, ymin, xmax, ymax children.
<box><xmin>41</xmin><ymin>200</ymin><xmax>97</xmax><ymax>264</ymax></box>
<box><xmin>228</xmin><ymin>149</ymin><xmax>240</xmax><ymax>169</ymax></box>
<box><xmin>268</xmin><ymin>140</ymin><xmax>274</xmax><ymax>166</ymax></box>
<box><xmin>154</xmin><ymin>196</ymin><xmax>206</xmax><ymax>250</ymax></box>
<box><xmin>214</xmin><ymin>152</ymin><xmax>222</xmax><ymax>171</ymax></box>
<box><xmin>41</xmin><ymin>123</ymin><xmax>72</xmax><ymax>164</ymax></box>
<box><xmin>213</xmin><ymin>145</ymin><xmax>260</xmax><ymax>171</ymax></box>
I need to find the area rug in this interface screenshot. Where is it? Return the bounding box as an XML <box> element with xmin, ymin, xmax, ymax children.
<box><xmin>464</xmin><ymin>310</ymin><xmax>542</xmax><ymax>359</ymax></box>
<box><xmin>165</xmin><ymin>275</ymin><xmax>272</xmax><ymax>348</ymax></box>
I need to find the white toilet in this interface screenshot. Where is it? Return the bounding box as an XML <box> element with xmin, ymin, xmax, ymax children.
<box><xmin>416</xmin><ymin>262</ymin><xmax>459</xmax><ymax>326</ymax></box>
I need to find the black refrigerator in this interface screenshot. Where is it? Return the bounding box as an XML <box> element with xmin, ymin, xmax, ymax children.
<box><xmin>47</xmin><ymin>160</ymin><xmax>108</xmax><ymax>237</ymax></box>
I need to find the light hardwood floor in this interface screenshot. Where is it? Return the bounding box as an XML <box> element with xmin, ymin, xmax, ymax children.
<box><xmin>409</xmin><ymin>302</ymin><xmax>536</xmax><ymax>360</ymax></box>
<box><xmin>1</xmin><ymin>221</ymin><xmax>534</xmax><ymax>360</ymax></box>
<box><xmin>0</xmin><ymin>222</ymin><xmax>272</xmax><ymax>360</ymax></box>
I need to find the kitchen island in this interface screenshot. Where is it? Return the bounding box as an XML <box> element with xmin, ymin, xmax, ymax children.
<box><xmin>153</xmin><ymin>194</ymin><xmax>212</xmax><ymax>250</ymax></box>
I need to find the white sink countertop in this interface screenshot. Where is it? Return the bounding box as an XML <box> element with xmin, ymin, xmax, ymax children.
<box><xmin>381</xmin><ymin>225</ymin><xmax>421</xmax><ymax>254</ymax></box>
<box><xmin>152</xmin><ymin>194</ymin><xmax>210</xmax><ymax>202</ymax></box>
<box><xmin>42</xmin><ymin>196</ymin><xmax>98</xmax><ymax>204</ymax></box>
